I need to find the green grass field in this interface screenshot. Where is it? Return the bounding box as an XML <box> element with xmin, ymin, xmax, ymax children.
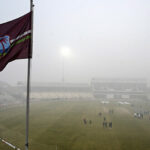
<box><xmin>0</xmin><ymin>100</ymin><xmax>150</xmax><ymax>150</ymax></box>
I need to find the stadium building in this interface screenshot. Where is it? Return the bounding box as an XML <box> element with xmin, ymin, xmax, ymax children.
<box><xmin>91</xmin><ymin>78</ymin><xmax>148</xmax><ymax>99</ymax></box>
<box><xmin>28</xmin><ymin>82</ymin><xmax>92</xmax><ymax>100</ymax></box>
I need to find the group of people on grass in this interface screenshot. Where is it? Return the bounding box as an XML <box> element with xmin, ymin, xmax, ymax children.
<box><xmin>102</xmin><ymin>117</ymin><xmax>112</xmax><ymax>128</ymax></box>
<box><xmin>134</xmin><ymin>111</ymin><xmax>150</xmax><ymax>120</ymax></box>
<box><xmin>82</xmin><ymin>109</ymin><xmax>113</xmax><ymax>128</ymax></box>
<box><xmin>134</xmin><ymin>112</ymin><xmax>143</xmax><ymax>119</ymax></box>
<box><xmin>83</xmin><ymin>118</ymin><xmax>92</xmax><ymax>125</ymax></box>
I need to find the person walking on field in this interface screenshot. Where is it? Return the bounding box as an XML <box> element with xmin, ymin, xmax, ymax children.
<box><xmin>83</xmin><ymin>118</ymin><xmax>87</xmax><ymax>124</ymax></box>
<box><xmin>109</xmin><ymin>122</ymin><xmax>112</xmax><ymax>128</ymax></box>
<box><xmin>104</xmin><ymin>117</ymin><xmax>106</xmax><ymax>121</ymax></box>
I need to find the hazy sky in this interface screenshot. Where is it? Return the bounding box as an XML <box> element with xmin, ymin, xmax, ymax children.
<box><xmin>0</xmin><ymin>0</ymin><xmax>150</xmax><ymax>85</ymax></box>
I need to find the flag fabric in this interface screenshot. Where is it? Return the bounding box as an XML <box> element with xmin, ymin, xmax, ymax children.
<box><xmin>0</xmin><ymin>12</ymin><xmax>32</xmax><ymax>71</ymax></box>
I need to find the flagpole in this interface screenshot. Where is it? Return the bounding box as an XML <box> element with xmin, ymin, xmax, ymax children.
<box><xmin>25</xmin><ymin>0</ymin><xmax>33</xmax><ymax>150</ymax></box>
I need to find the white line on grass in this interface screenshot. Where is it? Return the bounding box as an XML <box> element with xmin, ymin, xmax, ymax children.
<box><xmin>0</xmin><ymin>137</ymin><xmax>21</xmax><ymax>150</ymax></box>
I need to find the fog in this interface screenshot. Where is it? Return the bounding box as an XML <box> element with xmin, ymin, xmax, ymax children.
<box><xmin>0</xmin><ymin>0</ymin><xmax>150</xmax><ymax>85</ymax></box>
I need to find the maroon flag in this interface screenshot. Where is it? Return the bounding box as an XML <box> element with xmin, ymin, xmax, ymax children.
<box><xmin>0</xmin><ymin>12</ymin><xmax>32</xmax><ymax>71</ymax></box>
